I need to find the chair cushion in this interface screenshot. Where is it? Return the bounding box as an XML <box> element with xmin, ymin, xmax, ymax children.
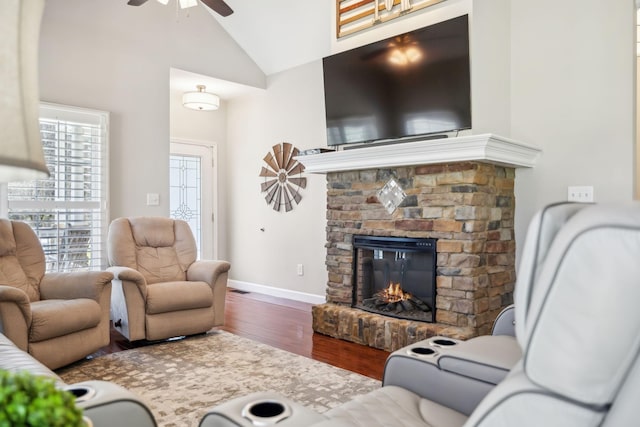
<box><xmin>0</xmin><ymin>220</ymin><xmax>46</xmax><ymax>302</ymax></box>
<box><xmin>145</xmin><ymin>281</ymin><xmax>213</xmax><ymax>315</ymax></box>
<box><xmin>108</xmin><ymin>217</ymin><xmax>198</xmax><ymax>285</ymax></box>
<box><xmin>324</xmin><ymin>385</ymin><xmax>468</xmax><ymax>427</ymax></box>
<box><xmin>29</xmin><ymin>299</ymin><xmax>101</xmax><ymax>342</ymax></box>
<box><xmin>136</xmin><ymin>246</ymin><xmax>186</xmax><ymax>284</ymax></box>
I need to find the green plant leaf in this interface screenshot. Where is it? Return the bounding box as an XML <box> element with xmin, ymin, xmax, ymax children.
<box><xmin>0</xmin><ymin>370</ymin><xmax>85</xmax><ymax>427</ymax></box>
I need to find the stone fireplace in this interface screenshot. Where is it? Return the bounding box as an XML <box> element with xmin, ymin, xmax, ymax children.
<box><xmin>299</xmin><ymin>134</ymin><xmax>540</xmax><ymax>352</ymax></box>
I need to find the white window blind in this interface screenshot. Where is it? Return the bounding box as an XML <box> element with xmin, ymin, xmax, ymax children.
<box><xmin>7</xmin><ymin>103</ymin><xmax>109</xmax><ymax>272</ymax></box>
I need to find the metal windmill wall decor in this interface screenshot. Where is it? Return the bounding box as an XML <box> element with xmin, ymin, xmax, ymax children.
<box><xmin>259</xmin><ymin>142</ymin><xmax>307</xmax><ymax>212</ymax></box>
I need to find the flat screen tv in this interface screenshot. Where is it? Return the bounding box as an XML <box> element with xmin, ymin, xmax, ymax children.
<box><xmin>322</xmin><ymin>15</ymin><xmax>471</xmax><ymax>147</ymax></box>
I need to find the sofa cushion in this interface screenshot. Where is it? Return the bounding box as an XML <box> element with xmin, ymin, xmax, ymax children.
<box><xmin>29</xmin><ymin>299</ymin><xmax>101</xmax><ymax>342</ymax></box>
<box><xmin>145</xmin><ymin>281</ymin><xmax>213</xmax><ymax>315</ymax></box>
<box><xmin>325</xmin><ymin>385</ymin><xmax>468</xmax><ymax>427</ymax></box>
<box><xmin>0</xmin><ymin>334</ymin><xmax>62</xmax><ymax>382</ymax></box>
<box><xmin>437</xmin><ymin>335</ymin><xmax>522</xmax><ymax>385</ymax></box>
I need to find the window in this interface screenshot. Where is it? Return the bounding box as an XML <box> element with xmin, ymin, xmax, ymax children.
<box><xmin>6</xmin><ymin>103</ymin><xmax>109</xmax><ymax>272</ymax></box>
<box><xmin>169</xmin><ymin>141</ymin><xmax>217</xmax><ymax>260</ymax></box>
<box><xmin>170</xmin><ymin>154</ymin><xmax>202</xmax><ymax>256</ymax></box>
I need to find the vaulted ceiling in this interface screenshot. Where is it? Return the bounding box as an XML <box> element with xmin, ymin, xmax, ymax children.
<box><xmin>208</xmin><ymin>1</ymin><xmax>332</xmax><ymax>76</ymax></box>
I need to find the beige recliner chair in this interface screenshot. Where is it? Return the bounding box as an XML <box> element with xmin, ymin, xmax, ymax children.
<box><xmin>0</xmin><ymin>219</ymin><xmax>113</xmax><ymax>370</ymax></box>
<box><xmin>107</xmin><ymin>217</ymin><xmax>231</xmax><ymax>342</ymax></box>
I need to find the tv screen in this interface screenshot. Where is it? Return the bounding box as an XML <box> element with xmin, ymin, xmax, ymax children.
<box><xmin>322</xmin><ymin>15</ymin><xmax>471</xmax><ymax>147</ymax></box>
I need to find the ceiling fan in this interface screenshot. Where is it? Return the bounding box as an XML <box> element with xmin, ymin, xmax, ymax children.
<box><xmin>127</xmin><ymin>0</ymin><xmax>233</xmax><ymax>17</ymax></box>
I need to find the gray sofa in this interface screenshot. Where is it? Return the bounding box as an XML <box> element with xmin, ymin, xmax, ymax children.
<box><xmin>0</xmin><ymin>332</ymin><xmax>156</xmax><ymax>427</ymax></box>
<box><xmin>200</xmin><ymin>202</ymin><xmax>640</xmax><ymax>427</ymax></box>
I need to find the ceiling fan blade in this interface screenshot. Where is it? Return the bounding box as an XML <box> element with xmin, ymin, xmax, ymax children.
<box><xmin>127</xmin><ymin>0</ymin><xmax>149</xmax><ymax>6</ymax></box>
<box><xmin>200</xmin><ymin>0</ymin><xmax>234</xmax><ymax>17</ymax></box>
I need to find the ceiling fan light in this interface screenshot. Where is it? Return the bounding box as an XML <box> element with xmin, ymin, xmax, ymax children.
<box><xmin>178</xmin><ymin>0</ymin><xmax>198</xmax><ymax>9</ymax></box>
<box><xmin>156</xmin><ymin>0</ymin><xmax>170</xmax><ymax>4</ymax></box>
<box><xmin>183</xmin><ymin>85</ymin><xmax>220</xmax><ymax>111</ymax></box>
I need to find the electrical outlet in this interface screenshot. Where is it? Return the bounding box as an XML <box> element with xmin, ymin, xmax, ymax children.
<box><xmin>567</xmin><ymin>186</ymin><xmax>594</xmax><ymax>203</ymax></box>
<box><xmin>297</xmin><ymin>264</ymin><xmax>304</xmax><ymax>276</ymax></box>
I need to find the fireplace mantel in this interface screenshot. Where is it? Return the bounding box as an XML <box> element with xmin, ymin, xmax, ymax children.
<box><xmin>298</xmin><ymin>133</ymin><xmax>541</xmax><ymax>174</ymax></box>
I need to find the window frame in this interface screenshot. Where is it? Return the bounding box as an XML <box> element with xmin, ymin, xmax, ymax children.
<box><xmin>3</xmin><ymin>102</ymin><xmax>110</xmax><ymax>272</ymax></box>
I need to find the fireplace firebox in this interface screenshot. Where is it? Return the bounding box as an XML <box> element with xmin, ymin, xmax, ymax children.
<box><xmin>352</xmin><ymin>235</ymin><xmax>437</xmax><ymax>323</ymax></box>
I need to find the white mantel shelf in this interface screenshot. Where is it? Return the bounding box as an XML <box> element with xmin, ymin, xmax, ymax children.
<box><xmin>297</xmin><ymin>134</ymin><xmax>541</xmax><ymax>174</ymax></box>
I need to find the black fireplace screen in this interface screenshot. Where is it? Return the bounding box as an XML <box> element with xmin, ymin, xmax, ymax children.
<box><xmin>352</xmin><ymin>235</ymin><xmax>437</xmax><ymax>322</ymax></box>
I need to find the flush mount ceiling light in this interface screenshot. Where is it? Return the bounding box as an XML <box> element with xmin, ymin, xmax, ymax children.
<box><xmin>182</xmin><ymin>85</ymin><xmax>220</xmax><ymax>111</ymax></box>
<box><xmin>0</xmin><ymin>0</ymin><xmax>50</xmax><ymax>182</ymax></box>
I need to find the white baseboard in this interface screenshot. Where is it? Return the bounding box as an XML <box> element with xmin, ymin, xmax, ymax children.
<box><xmin>228</xmin><ymin>280</ymin><xmax>326</xmax><ymax>305</ymax></box>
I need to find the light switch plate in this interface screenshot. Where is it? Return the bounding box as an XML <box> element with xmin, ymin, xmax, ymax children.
<box><xmin>146</xmin><ymin>193</ymin><xmax>160</xmax><ymax>206</ymax></box>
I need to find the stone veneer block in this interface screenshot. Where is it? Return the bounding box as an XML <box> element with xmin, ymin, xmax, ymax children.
<box><xmin>312</xmin><ymin>304</ymin><xmax>475</xmax><ymax>352</ymax></box>
<box><xmin>315</xmin><ymin>161</ymin><xmax>517</xmax><ymax>350</ymax></box>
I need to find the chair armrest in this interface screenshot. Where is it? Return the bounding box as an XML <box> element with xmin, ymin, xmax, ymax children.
<box><xmin>40</xmin><ymin>271</ymin><xmax>113</xmax><ymax>301</ymax></box>
<box><xmin>0</xmin><ymin>285</ymin><xmax>31</xmax><ymax>307</ymax></box>
<box><xmin>491</xmin><ymin>304</ymin><xmax>515</xmax><ymax>336</ymax></box>
<box><xmin>0</xmin><ymin>285</ymin><xmax>32</xmax><ymax>350</ymax></box>
<box><xmin>68</xmin><ymin>381</ymin><xmax>158</xmax><ymax>427</ymax></box>
<box><xmin>187</xmin><ymin>260</ymin><xmax>230</xmax><ymax>326</ymax></box>
<box><xmin>186</xmin><ymin>260</ymin><xmax>231</xmax><ymax>286</ymax></box>
<box><xmin>107</xmin><ymin>266</ymin><xmax>147</xmax><ymax>299</ymax></box>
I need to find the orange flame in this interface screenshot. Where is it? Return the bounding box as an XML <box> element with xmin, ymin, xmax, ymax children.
<box><xmin>377</xmin><ymin>282</ymin><xmax>412</xmax><ymax>303</ymax></box>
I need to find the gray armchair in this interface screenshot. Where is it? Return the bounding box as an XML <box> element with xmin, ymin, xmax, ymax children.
<box><xmin>382</xmin><ymin>202</ymin><xmax>591</xmax><ymax>414</ymax></box>
<box><xmin>0</xmin><ymin>219</ymin><xmax>113</xmax><ymax>369</ymax></box>
<box><xmin>201</xmin><ymin>202</ymin><xmax>640</xmax><ymax>427</ymax></box>
<box><xmin>107</xmin><ymin>217</ymin><xmax>230</xmax><ymax>341</ymax></box>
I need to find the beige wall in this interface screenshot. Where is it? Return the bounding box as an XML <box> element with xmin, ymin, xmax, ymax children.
<box><xmin>637</xmin><ymin>56</ymin><xmax>640</xmax><ymax>200</ymax></box>
<box><xmin>510</xmin><ymin>0</ymin><xmax>636</xmax><ymax>252</ymax></box>
<box><xmin>169</xmin><ymin>80</ymin><xmax>229</xmax><ymax>259</ymax></box>
<box><xmin>224</xmin><ymin>0</ymin><xmax>515</xmax><ymax>299</ymax></box>
<box><xmin>226</xmin><ymin>62</ymin><xmax>328</xmax><ymax>300</ymax></box>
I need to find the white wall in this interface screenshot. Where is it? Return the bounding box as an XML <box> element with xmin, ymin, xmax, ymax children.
<box><xmin>224</xmin><ymin>0</ymin><xmax>514</xmax><ymax>299</ymax></box>
<box><xmin>169</xmin><ymin>82</ymin><xmax>229</xmax><ymax>259</ymax></box>
<box><xmin>39</xmin><ymin>0</ymin><xmax>638</xmax><ymax>301</ymax></box>
<box><xmin>39</xmin><ymin>0</ymin><xmax>265</xmax><ymax>223</ymax></box>
<box><xmin>510</xmin><ymin>0</ymin><xmax>636</xmax><ymax>252</ymax></box>
<box><xmin>226</xmin><ymin>62</ymin><xmax>328</xmax><ymax>300</ymax></box>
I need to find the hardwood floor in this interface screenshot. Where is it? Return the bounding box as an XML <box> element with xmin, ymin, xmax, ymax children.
<box><xmin>100</xmin><ymin>289</ymin><xmax>390</xmax><ymax>381</ymax></box>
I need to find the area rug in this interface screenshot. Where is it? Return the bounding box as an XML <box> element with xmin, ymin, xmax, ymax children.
<box><xmin>57</xmin><ymin>331</ymin><xmax>380</xmax><ymax>426</ymax></box>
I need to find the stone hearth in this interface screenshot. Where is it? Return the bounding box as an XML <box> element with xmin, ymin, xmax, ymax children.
<box><xmin>299</xmin><ymin>134</ymin><xmax>540</xmax><ymax>352</ymax></box>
